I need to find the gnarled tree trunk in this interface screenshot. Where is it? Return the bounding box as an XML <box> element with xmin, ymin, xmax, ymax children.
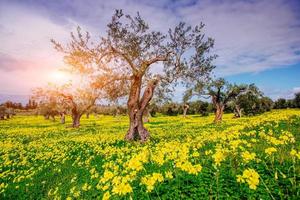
<box><xmin>50</xmin><ymin>115</ymin><xmax>55</xmax><ymax>121</ymax></box>
<box><xmin>212</xmin><ymin>95</ymin><xmax>224</xmax><ymax>123</ymax></box>
<box><xmin>71</xmin><ymin>107</ymin><xmax>81</xmax><ymax>128</ymax></box>
<box><xmin>60</xmin><ymin>113</ymin><xmax>65</xmax><ymax>124</ymax></box>
<box><xmin>125</xmin><ymin>76</ymin><xmax>158</xmax><ymax>142</ymax></box>
<box><xmin>214</xmin><ymin>103</ymin><xmax>224</xmax><ymax>123</ymax></box>
<box><xmin>44</xmin><ymin>114</ymin><xmax>50</xmax><ymax>120</ymax></box>
<box><xmin>72</xmin><ymin>113</ymin><xmax>81</xmax><ymax>128</ymax></box>
<box><xmin>143</xmin><ymin>107</ymin><xmax>151</xmax><ymax>123</ymax></box>
<box><xmin>234</xmin><ymin>105</ymin><xmax>243</xmax><ymax>118</ymax></box>
<box><xmin>183</xmin><ymin>104</ymin><xmax>189</xmax><ymax>118</ymax></box>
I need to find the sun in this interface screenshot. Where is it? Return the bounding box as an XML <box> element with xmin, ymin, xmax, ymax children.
<box><xmin>49</xmin><ymin>70</ymin><xmax>70</xmax><ymax>83</ymax></box>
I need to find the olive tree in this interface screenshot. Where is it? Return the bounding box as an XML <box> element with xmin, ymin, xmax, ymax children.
<box><xmin>52</xmin><ymin>10</ymin><xmax>216</xmax><ymax>141</ymax></box>
<box><xmin>33</xmin><ymin>87</ymin><xmax>67</xmax><ymax>122</ymax></box>
<box><xmin>294</xmin><ymin>92</ymin><xmax>300</xmax><ymax>108</ymax></box>
<box><xmin>184</xmin><ymin>78</ymin><xmax>248</xmax><ymax>123</ymax></box>
<box><xmin>33</xmin><ymin>83</ymin><xmax>102</xmax><ymax>127</ymax></box>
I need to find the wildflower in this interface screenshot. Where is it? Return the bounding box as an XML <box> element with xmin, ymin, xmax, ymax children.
<box><xmin>82</xmin><ymin>183</ymin><xmax>91</xmax><ymax>191</ymax></box>
<box><xmin>205</xmin><ymin>150</ymin><xmax>212</xmax><ymax>155</ymax></box>
<box><xmin>212</xmin><ymin>150</ymin><xmax>225</xmax><ymax>166</ymax></box>
<box><xmin>165</xmin><ymin>171</ymin><xmax>173</xmax><ymax>179</ymax></box>
<box><xmin>265</xmin><ymin>147</ymin><xmax>277</xmax><ymax>155</ymax></box>
<box><xmin>141</xmin><ymin>173</ymin><xmax>164</xmax><ymax>192</ymax></box>
<box><xmin>290</xmin><ymin>149</ymin><xmax>297</xmax><ymax>156</ymax></box>
<box><xmin>192</xmin><ymin>151</ymin><xmax>200</xmax><ymax>157</ymax></box>
<box><xmin>237</xmin><ymin>168</ymin><xmax>260</xmax><ymax>190</ymax></box>
<box><xmin>241</xmin><ymin>151</ymin><xmax>256</xmax><ymax>163</ymax></box>
<box><xmin>112</xmin><ymin>181</ymin><xmax>133</xmax><ymax>195</ymax></box>
<box><xmin>102</xmin><ymin>191</ymin><xmax>110</xmax><ymax>200</ymax></box>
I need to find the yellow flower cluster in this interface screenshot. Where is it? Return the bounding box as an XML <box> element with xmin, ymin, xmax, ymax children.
<box><xmin>241</xmin><ymin>151</ymin><xmax>256</xmax><ymax>163</ymax></box>
<box><xmin>237</xmin><ymin>168</ymin><xmax>260</xmax><ymax>190</ymax></box>
<box><xmin>265</xmin><ymin>147</ymin><xmax>277</xmax><ymax>155</ymax></box>
<box><xmin>290</xmin><ymin>149</ymin><xmax>300</xmax><ymax>159</ymax></box>
<box><xmin>141</xmin><ymin>173</ymin><xmax>164</xmax><ymax>192</ymax></box>
<box><xmin>212</xmin><ymin>147</ymin><xmax>227</xmax><ymax>166</ymax></box>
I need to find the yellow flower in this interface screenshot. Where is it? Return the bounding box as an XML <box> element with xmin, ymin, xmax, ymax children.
<box><xmin>212</xmin><ymin>150</ymin><xmax>225</xmax><ymax>166</ymax></box>
<box><xmin>112</xmin><ymin>181</ymin><xmax>133</xmax><ymax>196</ymax></box>
<box><xmin>290</xmin><ymin>149</ymin><xmax>297</xmax><ymax>156</ymax></box>
<box><xmin>237</xmin><ymin>168</ymin><xmax>260</xmax><ymax>190</ymax></box>
<box><xmin>205</xmin><ymin>150</ymin><xmax>212</xmax><ymax>155</ymax></box>
<box><xmin>141</xmin><ymin>173</ymin><xmax>164</xmax><ymax>192</ymax></box>
<box><xmin>265</xmin><ymin>147</ymin><xmax>277</xmax><ymax>155</ymax></box>
<box><xmin>165</xmin><ymin>171</ymin><xmax>173</xmax><ymax>179</ymax></box>
<box><xmin>82</xmin><ymin>183</ymin><xmax>91</xmax><ymax>191</ymax></box>
<box><xmin>241</xmin><ymin>151</ymin><xmax>256</xmax><ymax>163</ymax></box>
<box><xmin>102</xmin><ymin>191</ymin><xmax>110</xmax><ymax>200</ymax></box>
<box><xmin>192</xmin><ymin>151</ymin><xmax>200</xmax><ymax>157</ymax></box>
<box><xmin>290</xmin><ymin>149</ymin><xmax>300</xmax><ymax>159</ymax></box>
<box><xmin>236</xmin><ymin>175</ymin><xmax>244</xmax><ymax>183</ymax></box>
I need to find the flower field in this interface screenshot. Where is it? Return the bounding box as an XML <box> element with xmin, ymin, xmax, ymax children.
<box><xmin>0</xmin><ymin>109</ymin><xmax>300</xmax><ymax>199</ymax></box>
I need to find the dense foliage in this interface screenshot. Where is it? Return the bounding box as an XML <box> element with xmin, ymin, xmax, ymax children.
<box><xmin>1</xmin><ymin>109</ymin><xmax>299</xmax><ymax>199</ymax></box>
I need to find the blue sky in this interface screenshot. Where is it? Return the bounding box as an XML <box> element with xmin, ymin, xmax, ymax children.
<box><xmin>0</xmin><ymin>0</ymin><xmax>300</xmax><ymax>103</ymax></box>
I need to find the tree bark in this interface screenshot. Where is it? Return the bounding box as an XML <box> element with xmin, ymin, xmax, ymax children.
<box><xmin>214</xmin><ymin>103</ymin><xmax>224</xmax><ymax>123</ymax></box>
<box><xmin>143</xmin><ymin>107</ymin><xmax>150</xmax><ymax>123</ymax></box>
<box><xmin>125</xmin><ymin>76</ymin><xmax>158</xmax><ymax>142</ymax></box>
<box><xmin>72</xmin><ymin>113</ymin><xmax>81</xmax><ymax>128</ymax></box>
<box><xmin>86</xmin><ymin>113</ymin><xmax>90</xmax><ymax>119</ymax></box>
<box><xmin>50</xmin><ymin>115</ymin><xmax>55</xmax><ymax>121</ymax></box>
<box><xmin>235</xmin><ymin>105</ymin><xmax>243</xmax><ymax>118</ymax></box>
<box><xmin>60</xmin><ymin>113</ymin><xmax>65</xmax><ymax>124</ymax></box>
<box><xmin>44</xmin><ymin>114</ymin><xmax>50</xmax><ymax>120</ymax></box>
<box><xmin>183</xmin><ymin>104</ymin><xmax>189</xmax><ymax>118</ymax></box>
<box><xmin>6</xmin><ymin>114</ymin><xmax>10</xmax><ymax>119</ymax></box>
<box><xmin>71</xmin><ymin>104</ymin><xmax>81</xmax><ymax>128</ymax></box>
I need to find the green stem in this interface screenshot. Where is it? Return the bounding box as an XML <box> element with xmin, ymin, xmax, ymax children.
<box><xmin>260</xmin><ymin>177</ymin><xmax>276</xmax><ymax>200</ymax></box>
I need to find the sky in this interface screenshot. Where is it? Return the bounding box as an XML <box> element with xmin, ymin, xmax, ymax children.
<box><xmin>0</xmin><ymin>0</ymin><xmax>300</xmax><ymax>104</ymax></box>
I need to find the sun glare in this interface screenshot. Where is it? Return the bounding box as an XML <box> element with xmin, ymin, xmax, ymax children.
<box><xmin>49</xmin><ymin>71</ymin><xmax>70</xmax><ymax>83</ymax></box>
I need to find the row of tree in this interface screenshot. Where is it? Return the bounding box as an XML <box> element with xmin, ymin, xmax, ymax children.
<box><xmin>273</xmin><ymin>94</ymin><xmax>300</xmax><ymax>109</ymax></box>
<box><xmin>1</xmin><ymin>100</ymin><xmax>38</xmax><ymax>110</ymax></box>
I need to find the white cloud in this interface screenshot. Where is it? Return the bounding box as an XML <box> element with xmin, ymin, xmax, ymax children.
<box><xmin>178</xmin><ymin>0</ymin><xmax>300</xmax><ymax>75</ymax></box>
<box><xmin>262</xmin><ymin>86</ymin><xmax>300</xmax><ymax>100</ymax></box>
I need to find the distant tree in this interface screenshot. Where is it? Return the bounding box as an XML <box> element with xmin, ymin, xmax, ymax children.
<box><xmin>294</xmin><ymin>92</ymin><xmax>300</xmax><ymax>108</ymax></box>
<box><xmin>232</xmin><ymin>84</ymin><xmax>262</xmax><ymax>117</ymax></box>
<box><xmin>0</xmin><ymin>105</ymin><xmax>14</xmax><ymax>120</ymax></box>
<box><xmin>161</xmin><ymin>103</ymin><xmax>181</xmax><ymax>116</ymax></box>
<box><xmin>33</xmin><ymin>82</ymin><xmax>102</xmax><ymax>127</ymax></box>
<box><xmin>2</xmin><ymin>101</ymin><xmax>23</xmax><ymax>110</ymax></box>
<box><xmin>25</xmin><ymin>99</ymin><xmax>38</xmax><ymax>110</ymax></box>
<box><xmin>52</xmin><ymin>10</ymin><xmax>216</xmax><ymax>141</ymax></box>
<box><xmin>274</xmin><ymin>98</ymin><xmax>288</xmax><ymax>109</ymax></box>
<box><xmin>183</xmin><ymin>104</ymin><xmax>189</xmax><ymax>118</ymax></box>
<box><xmin>184</xmin><ymin>78</ymin><xmax>247</xmax><ymax>123</ymax></box>
<box><xmin>259</xmin><ymin>97</ymin><xmax>273</xmax><ymax>112</ymax></box>
<box><xmin>0</xmin><ymin>106</ymin><xmax>6</xmax><ymax>120</ymax></box>
<box><xmin>199</xmin><ymin>101</ymin><xmax>211</xmax><ymax>116</ymax></box>
<box><xmin>33</xmin><ymin>88</ymin><xmax>63</xmax><ymax>121</ymax></box>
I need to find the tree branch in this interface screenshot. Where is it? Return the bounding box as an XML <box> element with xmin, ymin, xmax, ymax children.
<box><xmin>109</xmin><ymin>45</ymin><xmax>137</xmax><ymax>73</ymax></box>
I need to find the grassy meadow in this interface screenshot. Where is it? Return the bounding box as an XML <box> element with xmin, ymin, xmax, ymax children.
<box><xmin>1</xmin><ymin>109</ymin><xmax>300</xmax><ymax>199</ymax></box>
